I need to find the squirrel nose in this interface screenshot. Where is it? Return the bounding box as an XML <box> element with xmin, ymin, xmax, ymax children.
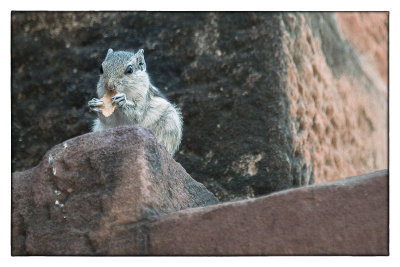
<box><xmin>107</xmin><ymin>79</ymin><xmax>115</xmax><ymax>90</ymax></box>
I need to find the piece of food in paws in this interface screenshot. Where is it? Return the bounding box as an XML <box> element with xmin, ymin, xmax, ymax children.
<box><xmin>99</xmin><ymin>91</ymin><xmax>118</xmax><ymax>117</ymax></box>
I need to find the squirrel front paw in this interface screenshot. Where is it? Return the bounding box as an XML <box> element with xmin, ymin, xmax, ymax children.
<box><xmin>88</xmin><ymin>98</ymin><xmax>104</xmax><ymax>113</ymax></box>
<box><xmin>112</xmin><ymin>93</ymin><xmax>127</xmax><ymax>108</ymax></box>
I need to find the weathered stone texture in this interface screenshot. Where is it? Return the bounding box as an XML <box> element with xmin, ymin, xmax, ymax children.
<box><xmin>146</xmin><ymin>169</ymin><xmax>389</xmax><ymax>255</ymax></box>
<box><xmin>335</xmin><ymin>12</ymin><xmax>388</xmax><ymax>84</ymax></box>
<box><xmin>12</xmin><ymin>126</ymin><xmax>218</xmax><ymax>255</ymax></box>
<box><xmin>13</xmin><ymin>167</ymin><xmax>388</xmax><ymax>255</ymax></box>
<box><xmin>282</xmin><ymin>13</ymin><xmax>387</xmax><ymax>184</ymax></box>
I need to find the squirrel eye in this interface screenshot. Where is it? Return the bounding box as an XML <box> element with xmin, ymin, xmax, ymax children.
<box><xmin>99</xmin><ymin>65</ymin><xmax>104</xmax><ymax>74</ymax></box>
<box><xmin>125</xmin><ymin>65</ymin><xmax>133</xmax><ymax>74</ymax></box>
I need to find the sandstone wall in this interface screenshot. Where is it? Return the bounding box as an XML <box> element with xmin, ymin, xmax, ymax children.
<box><xmin>335</xmin><ymin>12</ymin><xmax>388</xmax><ymax>84</ymax></box>
<box><xmin>282</xmin><ymin>12</ymin><xmax>388</xmax><ymax>184</ymax></box>
<box><xmin>12</xmin><ymin>12</ymin><xmax>388</xmax><ymax>199</ymax></box>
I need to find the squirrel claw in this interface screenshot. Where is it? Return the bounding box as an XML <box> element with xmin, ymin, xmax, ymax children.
<box><xmin>112</xmin><ymin>93</ymin><xmax>127</xmax><ymax>107</ymax></box>
<box><xmin>89</xmin><ymin>107</ymin><xmax>101</xmax><ymax>113</ymax></box>
<box><xmin>88</xmin><ymin>98</ymin><xmax>104</xmax><ymax>107</ymax></box>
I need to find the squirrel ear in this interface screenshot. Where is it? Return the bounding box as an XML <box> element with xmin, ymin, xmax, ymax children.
<box><xmin>136</xmin><ymin>50</ymin><xmax>146</xmax><ymax>71</ymax></box>
<box><xmin>105</xmin><ymin>48</ymin><xmax>113</xmax><ymax>59</ymax></box>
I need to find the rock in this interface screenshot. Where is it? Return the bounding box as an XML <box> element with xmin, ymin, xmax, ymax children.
<box><xmin>121</xmin><ymin>169</ymin><xmax>389</xmax><ymax>255</ymax></box>
<box><xmin>335</xmin><ymin>12</ymin><xmax>388</xmax><ymax>84</ymax></box>
<box><xmin>12</xmin><ymin>12</ymin><xmax>388</xmax><ymax>200</ymax></box>
<box><xmin>11</xmin><ymin>126</ymin><xmax>218</xmax><ymax>255</ymax></box>
<box><xmin>281</xmin><ymin>12</ymin><xmax>388</xmax><ymax>185</ymax></box>
<box><xmin>13</xmin><ymin>169</ymin><xmax>388</xmax><ymax>255</ymax></box>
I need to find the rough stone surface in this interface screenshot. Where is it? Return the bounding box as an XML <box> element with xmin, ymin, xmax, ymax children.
<box><xmin>335</xmin><ymin>12</ymin><xmax>388</xmax><ymax>84</ymax></box>
<box><xmin>12</xmin><ymin>12</ymin><xmax>388</xmax><ymax>200</ymax></box>
<box><xmin>143</xmin><ymin>169</ymin><xmax>389</xmax><ymax>255</ymax></box>
<box><xmin>13</xmin><ymin>169</ymin><xmax>388</xmax><ymax>255</ymax></box>
<box><xmin>282</xmin><ymin>13</ymin><xmax>388</xmax><ymax>184</ymax></box>
<box><xmin>11</xmin><ymin>126</ymin><xmax>218</xmax><ymax>255</ymax></box>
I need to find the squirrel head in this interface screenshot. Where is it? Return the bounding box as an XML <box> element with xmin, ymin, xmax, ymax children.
<box><xmin>97</xmin><ymin>48</ymin><xmax>150</xmax><ymax>97</ymax></box>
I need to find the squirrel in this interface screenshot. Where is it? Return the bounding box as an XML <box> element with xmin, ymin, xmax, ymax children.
<box><xmin>88</xmin><ymin>48</ymin><xmax>183</xmax><ymax>156</ymax></box>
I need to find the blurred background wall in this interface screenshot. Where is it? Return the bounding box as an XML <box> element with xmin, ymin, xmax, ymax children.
<box><xmin>11</xmin><ymin>12</ymin><xmax>388</xmax><ymax>201</ymax></box>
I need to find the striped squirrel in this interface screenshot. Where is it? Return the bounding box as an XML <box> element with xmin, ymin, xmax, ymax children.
<box><xmin>88</xmin><ymin>48</ymin><xmax>183</xmax><ymax>156</ymax></box>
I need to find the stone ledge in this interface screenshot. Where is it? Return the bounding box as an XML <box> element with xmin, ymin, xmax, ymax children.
<box><xmin>145</xmin><ymin>169</ymin><xmax>388</xmax><ymax>255</ymax></box>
